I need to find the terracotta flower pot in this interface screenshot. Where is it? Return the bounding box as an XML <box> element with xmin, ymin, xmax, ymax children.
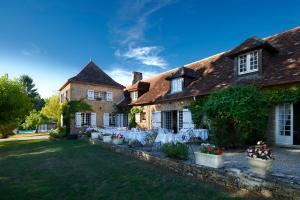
<box><xmin>247</xmin><ymin>157</ymin><xmax>273</xmax><ymax>176</ymax></box>
<box><xmin>194</xmin><ymin>152</ymin><xmax>224</xmax><ymax>168</ymax></box>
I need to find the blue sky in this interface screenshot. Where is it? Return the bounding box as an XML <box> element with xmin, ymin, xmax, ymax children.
<box><xmin>1</xmin><ymin>0</ymin><xmax>300</xmax><ymax>98</ymax></box>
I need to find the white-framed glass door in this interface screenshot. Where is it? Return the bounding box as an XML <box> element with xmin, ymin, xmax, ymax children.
<box><xmin>276</xmin><ymin>103</ymin><xmax>293</xmax><ymax>145</ymax></box>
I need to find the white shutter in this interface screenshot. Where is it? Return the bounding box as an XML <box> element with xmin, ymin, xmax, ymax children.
<box><xmin>103</xmin><ymin>113</ymin><xmax>109</xmax><ymax>127</ymax></box>
<box><xmin>87</xmin><ymin>90</ymin><xmax>94</xmax><ymax>100</ymax></box>
<box><xmin>152</xmin><ymin>111</ymin><xmax>161</xmax><ymax>128</ymax></box>
<box><xmin>135</xmin><ymin>113</ymin><xmax>140</xmax><ymax>123</ymax></box>
<box><xmin>91</xmin><ymin>113</ymin><xmax>96</xmax><ymax>127</ymax></box>
<box><xmin>182</xmin><ymin>109</ymin><xmax>195</xmax><ymax>129</ymax></box>
<box><xmin>120</xmin><ymin>114</ymin><xmax>124</xmax><ymax>127</ymax></box>
<box><xmin>106</xmin><ymin>91</ymin><xmax>113</xmax><ymax>101</ymax></box>
<box><xmin>60</xmin><ymin>114</ymin><xmax>64</xmax><ymax>126</ymax></box>
<box><xmin>75</xmin><ymin>112</ymin><xmax>81</xmax><ymax>128</ymax></box>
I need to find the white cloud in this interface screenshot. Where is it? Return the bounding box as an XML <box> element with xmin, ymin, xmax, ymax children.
<box><xmin>111</xmin><ymin>0</ymin><xmax>174</xmax><ymax>68</ymax></box>
<box><xmin>21</xmin><ymin>43</ymin><xmax>45</xmax><ymax>57</ymax></box>
<box><xmin>106</xmin><ymin>68</ymin><xmax>158</xmax><ymax>86</ymax></box>
<box><xmin>119</xmin><ymin>46</ymin><xmax>167</xmax><ymax>69</ymax></box>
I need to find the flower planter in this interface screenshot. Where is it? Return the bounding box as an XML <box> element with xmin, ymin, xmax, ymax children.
<box><xmin>247</xmin><ymin>157</ymin><xmax>273</xmax><ymax>176</ymax></box>
<box><xmin>102</xmin><ymin>135</ymin><xmax>112</xmax><ymax>143</ymax></box>
<box><xmin>91</xmin><ymin>132</ymin><xmax>99</xmax><ymax>139</ymax></box>
<box><xmin>194</xmin><ymin>152</ymin><xmax>224</xmax><ymax>168</ymax></box>
<box><xmin>112</xmin><ymin>138</ymin><xmax>123</xmax><ymax>145</ymax></box>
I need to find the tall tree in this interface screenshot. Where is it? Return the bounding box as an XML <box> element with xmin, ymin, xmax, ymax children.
<box><xmin>19</xmin><ymin>75</ymin><xmax>45</xmax><ymax>110</ymax></box>
<box><xmin>0</xmin><ymin>75</ymin><xmax>32</xmax><ymax>137</ymax></box>
<box><xmin>22</xmin><ymin>110</ymin><xmax>47</xmax><ymax>133</ymax></box>
<box><xmin>19</xmin><ymin>75</ymin><xmax>38</xmax><ymax>98</ymax></box>
<box><xmin>41</xmin><ymin>95</ymin><xmax>61</xmax><ymax>123</ymax></box>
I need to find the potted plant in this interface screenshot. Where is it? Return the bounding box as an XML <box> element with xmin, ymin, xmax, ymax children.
<box><xmin>102</xmin><ymin>134</ymin><xmax>112</xmax><ymax>143</ymax></box>
<box><xmin>246</xmin><ymin>141</ymin><xmax>274</xmax><ymax>176</ymax></box>
<box><xmin>194</xmin><ymin>144</ymin><xmax>224</xmax><ymax>168</ymax></box>
<box><xmin>111</xmin><ymin>134</ymin><xmax>124</xmax><ymax>145</ymax></box>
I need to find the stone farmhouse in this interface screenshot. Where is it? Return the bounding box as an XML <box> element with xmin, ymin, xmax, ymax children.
<box><xmin>59</xmin><ymin>26</ymin><xmax>300</xmax><ymax>146</ymax></box>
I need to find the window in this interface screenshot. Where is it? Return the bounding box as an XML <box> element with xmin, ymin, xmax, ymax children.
<box><xmin>94</xmin><ymin>91</ymin><xmax>107</xmax><ymax>101</ymax></box>
<box><xmin>140</xmin><ymin>112</ymin><xmax>146</xmax><ymax>121</ymax></box>
<box><xmin>65</xmin><ymin>90</ymin><xmax>69</xmax><ymax>101</ymax></box>
<box><xmin>238</xmin><ymin>50</ymin><xmax>259</xmax><ymax>75</ymax></box>
<box><xmin>109</xmin><ymin>113</ymin><xmax>116</xmax><ymax>126</ymax></box>
<box><xmin>81</xmin><ymin>113</ymin><xmax>91</xmax><ymax>126</ymax></box>
<box><xmin>130</xmin><ymin>91</ymin><xmax>138</xmax><ymax>100</ymax></box>
<box><xmin>170</xmin><ymin>78</ymin><xmax>184</xmax><ymax>93</ymax></box>
<box><xmin>178</xmin><ymin>110</ymin><xmax>183</xmax><ymax>131</ymax></box>
<box><xmin>162</xmin><ymin>111</ymin><xmax>172</xmax><ymax>130</ymax></box>
<box><xmin>278</xmin><ymin>104</ymin><xmax>292</xmax><ymax>136</ymax></box>
<box><xmin>91</xmin><ymin>90</ymin><xmax>112</xmax><ymax>101</ymax></box>
<box><xmin>60</xmin><ymin>93</ymin><xmax>64</xmax><ymax>103</ymax></box>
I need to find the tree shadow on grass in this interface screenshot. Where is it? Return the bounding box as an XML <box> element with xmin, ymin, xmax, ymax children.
<box><xmin>0</xmin><ymin>139</ymin><xmax>244</xmax><ymax>200</ymax></box>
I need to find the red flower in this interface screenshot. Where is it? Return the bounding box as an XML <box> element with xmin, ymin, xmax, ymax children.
<box><xmin>207</xmin><ymin>146</ymin><xmax>212</xmax><ymax>152</ymax></box>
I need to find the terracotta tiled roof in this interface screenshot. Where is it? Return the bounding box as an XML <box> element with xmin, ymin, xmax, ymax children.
<box><xmin>127</xmin><ymin>26</ymin><xmax>300</xmax><ymax>106</ymax></box>
<box><xmin>59</xmin><ymin>61</ymin><xmax>124</xmax><ymax>90</ymax></box>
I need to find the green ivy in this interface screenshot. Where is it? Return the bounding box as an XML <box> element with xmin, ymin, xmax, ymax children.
<box><xmin>129</xmin><ymin>107</ymin><xmax>143</xmax><ymax>128</ymax></box>
<box><xmin>61</xmin><ymin>99</ymin><xmax>92</xmax><ymax>135</ymax></box>
<box><xmin>189</xmin><ymin>84</ymin><xmax>300</xmax><ymax>147</ymax></box>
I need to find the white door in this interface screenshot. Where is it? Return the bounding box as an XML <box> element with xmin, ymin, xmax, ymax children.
<box><xmin>276</xmin><ymin>103</ymin><xmax>293</xmax><ymax>145</ymax></box>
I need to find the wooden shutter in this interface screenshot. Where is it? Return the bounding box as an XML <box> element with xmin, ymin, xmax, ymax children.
<box><xmin>152</xmin><ymin>111</ymin><xmax>161</xmax><ymax>128</ymax></box>
<box><xmin>87</xmin><ymin>90</ymin><xmax>94</xmax><ymax>100</ymax></box>
<box><xmin>75</xmin><ymin>112</ymin><xmax>81</xmax><ymax>128</ymax></box>
<box><xmin>135</xmin><ymin>113</ymin><xmax>140</xmax><ymax>123</ymax></box>
<box><xmin>91</xmin><ymin>113</ymin><xmax>96</xmax><ymax>127</ymax></box>
<box><xmin>103</xmin><ymin>113</ymin><xmax>109</xmax><ymax>127</ymax></box>
<box><xmin>106</xmin><ymin>91</ymin><xmax>113</xmax><ymax>101</ymax></box>
<box><xmin>182</xmin><ymin>109</ymin><xmax>195</xmax><ymax>129</ymax></box>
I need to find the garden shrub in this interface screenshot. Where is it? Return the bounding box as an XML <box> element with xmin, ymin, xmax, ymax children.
<box><xmin>203</xmin><ymin>85</ymin><xmax>271</xmax><ymax>147</ymax></box>
<box><xmin>162</xmin><ymin>143</ymin><xmax>189</xmax><ymax>160</ymax></box>
<box><xmin>49</xmin><ymin>126</ymin><xmax>66</xmax><ymax>139</ymax></box>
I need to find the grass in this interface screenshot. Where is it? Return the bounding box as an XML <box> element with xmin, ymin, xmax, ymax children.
<box><xmin>0</xmin><ymin>139</ymin><xmax>243</xmax><ymax>200</ymax></box>
<box><xmin>8</xmin><ymin>132</ymin><xmax>49</xmax><ymax>138</ymax></box>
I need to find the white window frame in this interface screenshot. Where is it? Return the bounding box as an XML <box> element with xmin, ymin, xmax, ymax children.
<box><xmin>131</xmin><ymin>91</ymin><xmax>138</xmax><ymax>100</ymax></box>
<box><xmin>170</xmin><ymin>78</ymin><xmax>183</xmax><ymax>93</ymax></box>
<box><xmin>238</xmin><ymin>50</ymin><xmax>259</xmax><ymax>75</ymax></box>
<box><xmin>81</xmin><ymin>113</ymin><xmax>91</xmax><ymax>127</ymax></box>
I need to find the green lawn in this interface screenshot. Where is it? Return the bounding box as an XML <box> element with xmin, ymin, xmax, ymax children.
<box><xmin>0</xmin><ymin>139</ymin><xmax>242</xmax><ymax>200</ymax></box>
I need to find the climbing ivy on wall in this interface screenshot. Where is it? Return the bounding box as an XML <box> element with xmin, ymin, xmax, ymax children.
<box><xmin>61</xmin><ymin>99</ymin><xmax>92</xmax><ymax>134</ymax></box>
<box><xmin>189</xmin><ymin>84</ymin><xmax>300</xmax><ymax>147</ymax></box>
<box><xmin>129</xmin><ymin>107</ymin><xmax>143</xmax><ymax>128</ymax></box>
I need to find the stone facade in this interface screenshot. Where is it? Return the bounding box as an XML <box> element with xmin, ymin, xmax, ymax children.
<box><xmin>60</xmin><ymin>82</ymin><xmax>124</xmax><ymax>133</ymax></box>
<box><xmin>134</xmin><ymin>98</ymin><xmax>192</xmax><ymax>129</ymax></box>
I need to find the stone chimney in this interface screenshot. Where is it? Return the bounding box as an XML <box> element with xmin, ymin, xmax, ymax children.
<box><xmin>132</xmin><ymin>71</ymin><xmax>143</xmax><ymax>85</ymax></box>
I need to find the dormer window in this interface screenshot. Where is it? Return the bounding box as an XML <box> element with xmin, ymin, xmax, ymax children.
<box><xmin>238</xmin><ymin>50</ymin><xmax>259</xmax><ymax>75</ymax></box>
<box><xmin>130</xmin><ymin>91</ymin><xmax>138</xmax><ymax>100</ymax></box>
<box><xmin>171</xmin><ymin>78</ymin><xmax>183</xmax><ymax>93</ymax></box>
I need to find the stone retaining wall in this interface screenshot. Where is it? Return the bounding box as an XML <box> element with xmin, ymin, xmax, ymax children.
<box><xmin>90</xmin><ymin>139</ymin><xmax>300</xmax><ymax>200</ymax></box>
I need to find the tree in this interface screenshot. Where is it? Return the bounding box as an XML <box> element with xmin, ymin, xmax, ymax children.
<box><xmin>22</xmin><ymin>110</ymin><xmax>47</xmax><ymax>133</ymax></box>
<box><xmin>19</xmin><ymin>75</ymin><xmax>38</xmax><ymax>98</ymax></box>
<box><xmin>0</xmin><ymin>75</ymin><xmax>32</xmax><ymax>137</ymax></box>
<box><xmin>19</xmin><ymin>75</ymin><xmax>45</xmax><ymax>110</ymax></box>
<box><xmin>41</xmin><ymin>95</ymin><xmax>61</xmax><ymax>123</ymax></box>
